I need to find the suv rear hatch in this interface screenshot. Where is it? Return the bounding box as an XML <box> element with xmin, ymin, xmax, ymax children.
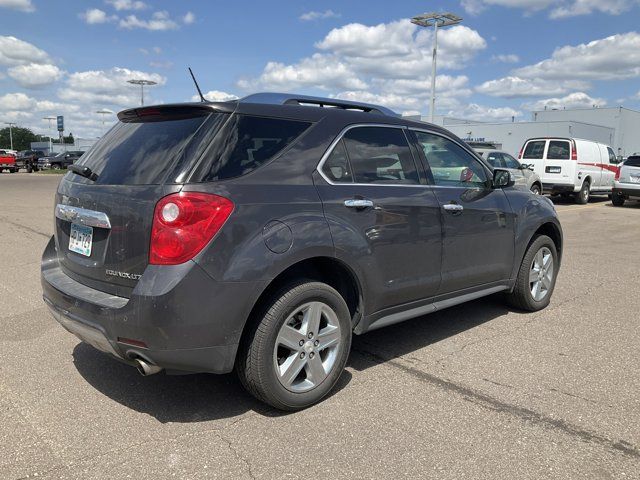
<box><xmin>53</xmin><ymin>104</ymin><xmax>228</xmax><ymax>297</ymax></box>
<box><xmin>618</xmin><ymin>156</ymin><xmax>640</xmax><ymax>185</ymax></box>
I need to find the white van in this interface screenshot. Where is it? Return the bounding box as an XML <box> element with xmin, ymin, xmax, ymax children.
<box><xmin>518</xmin><ymin>137</ymin><xmax>617</xmax><ymax>204</ymax></box>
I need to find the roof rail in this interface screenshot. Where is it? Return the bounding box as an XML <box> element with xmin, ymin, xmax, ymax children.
<box><xmin>239</xmin><ymin>92</ymin><xmax>397</xmax><ymax>117</ymax></box>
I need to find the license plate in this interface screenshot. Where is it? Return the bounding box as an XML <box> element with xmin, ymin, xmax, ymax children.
<box><xmin>546</xmin><ymin>166</ymin><xmax>561</xmax><ymax>174</ymax></box>
<box><xmin>630</xmin><ymin>176</ymin><xmax>640</xmax><ymax>183</ymax></box>
<box><xmin>69</xmin><ymin>223</ymin><xmax>93</xmax><ymax>257</ymax></box>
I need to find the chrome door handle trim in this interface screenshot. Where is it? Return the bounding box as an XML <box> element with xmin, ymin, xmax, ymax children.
<box><xmin>55</xmin><ymin>204</ymin><xmax>112</xmax><ymax>229</ymax></box>
<box><xmin>442</xmin><ymin>204</ymin><xmax>464</xmax><ymax>212</ymax></box>
<box><xmin>344</xmin><ymin>199</ymin><xmax>374</xmax><ymax>209</ymax></box>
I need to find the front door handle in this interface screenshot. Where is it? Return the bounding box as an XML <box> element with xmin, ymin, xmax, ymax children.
<box><xmin>344</xmin><ymin>199</ymin><xmax>374</xmax><ymax>209</ymax></box>
<box><xmin>442</xmin><ymin>203</ymin><xmax>464</xmax><ymax>213</ymax></box>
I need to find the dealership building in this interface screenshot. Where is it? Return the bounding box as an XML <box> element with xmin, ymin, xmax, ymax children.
<box><xmin>407</xmin><ymin>106</ymin><xmax>640</xmax><ymax>159</ymax></box>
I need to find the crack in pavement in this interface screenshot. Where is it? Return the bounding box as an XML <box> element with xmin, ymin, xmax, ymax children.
<box><xmin>0</xmin><ymin>216</ymin><xmax>50</xmax><ymax>239</ymax></box>
<box><xmin>352</xmin><ymin>346</ymin><xmax>640</xmax><ymax>460</ymax></box>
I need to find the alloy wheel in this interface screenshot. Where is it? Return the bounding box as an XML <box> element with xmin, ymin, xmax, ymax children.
<box><xmin>529</xmin><ymin>247</ymin><xmax>554</xmax><ymax>301</ymax></box>
<box><xmin>273</xmin><ymin>301</ymin><xmax>341</xmax><ymax>393</ymax></box>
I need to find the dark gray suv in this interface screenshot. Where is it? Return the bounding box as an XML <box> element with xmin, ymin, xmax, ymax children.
<box><xmin>41</xmin><ymin>93</ymin><xmax>562</xmax><ymax>410</ymax></box>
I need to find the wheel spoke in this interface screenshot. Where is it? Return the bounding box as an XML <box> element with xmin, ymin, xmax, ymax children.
<box><xmin>305</xmin><ymin>355</ymin><xmax>326</xmax><ymax>385</ymax></box>
<box><xmin>535</xmin><ymin>250</ymin><xmax>544</xmax><ymax>269</ymax></box>
<box><xmin>543</xmin><ymin>254</ymin><xmax>553</xmax><ymax>271</ymax></box>
<box><xmin>317</xmin><ymin>326</ymin><xmax>340</xmax><ymax>351</ymax></box>
<box><xmin>279</xmin><ymin>353</ymin><xmax>306</xmax><ymax>387</ymax></box>
<box><xmin>531</xmin><ymin>280</ymin><xmax>540</xmax><ymax>300</ymax></box>
<box><xmin>303</xmin><ymin>302</ymin><xmax>323</xmax><ymax>337</ymax></box>
<box><xmin>541</xmin><ymin>272</ymin><xmax>553</xmax><ymax>290</ymax></box>
<box><xmin>529</xmin><ymin>267</ymin><xmax>539</xmax><ymax>283</ymax></box>
<box><xmin>277</xmin><ymin>324</ymin><xmax>302</xmax><ymax>350</ymax></box>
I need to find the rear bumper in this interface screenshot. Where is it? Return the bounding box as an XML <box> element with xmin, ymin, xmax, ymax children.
<box><xmin>542</xmin><ymin>183</ymin><xmax>576</xmax><ymax>195</ymax></box>
<box><xmin>613</xmin><ymin>182</ymin><xmax>640</xmax><ymax>198</ymax></box>
<box><xmin>41</xmin><ymin>236</ymin><xmax>266</xmax><ymax>374</ymax></box>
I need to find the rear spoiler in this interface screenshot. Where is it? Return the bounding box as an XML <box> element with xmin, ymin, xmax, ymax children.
<box><xmin>117</xmin><ymin>103</ymin><xmax>232</xmax><ymax>122</ymax></box>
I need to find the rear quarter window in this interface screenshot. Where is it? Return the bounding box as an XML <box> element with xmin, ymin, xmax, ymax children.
<box><xmin>523</xmin><ymin>141</ymin><xmax>546</xmax><ymax>159</ymax></box>
<box><xmin>191</xmin><ymin>114</ymin><xmax>311</xmax><ymax>182</ymax></box>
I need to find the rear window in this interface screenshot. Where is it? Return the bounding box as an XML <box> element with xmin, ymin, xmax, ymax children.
<box><xmin>191</xmin><ymin>115</ymin><xmax>311</xmax><ymax>182</ymax></box>
<box><xmin>75</xmin><ymin>111</ymin><xmax>213</xmax><ymax>185</ymax></box>
<box><xmin>547</xmin><ymin>140</ymin><xmax>570</xmax><ymax>160</ymax></box>
<box><xmin>522</xmin><ymin>140</ymin><xmax>546</xmax><ymax>159</ymax></box>
<box><xmin>625</xmin><ymin>156</ymin><xmax>640</xmax><ymax>167</ymax></box>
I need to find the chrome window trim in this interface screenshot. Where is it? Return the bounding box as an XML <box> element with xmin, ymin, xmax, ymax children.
<box><xmin>316</xmin><ymin>123</ymin><xmax>429</xmax><ymax>188</ymax></box>
<box><xmin>55</xmin><ymin>204</ymin><xmax>112</xmax><ymax>229</ymax></box>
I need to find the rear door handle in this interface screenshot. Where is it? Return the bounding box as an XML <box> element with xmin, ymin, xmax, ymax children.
<box><xmin>344</xmin><ymin>199</ymin><xmax>374</xmax><ymax>209</ymax></box>
<box><xmin>442</xmin><ymin>203</ymin><xmax>464</xmax><ymax>213</ymax></box>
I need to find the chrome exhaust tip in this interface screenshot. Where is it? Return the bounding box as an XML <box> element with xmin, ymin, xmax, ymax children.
<box><xmin>134</xmin><ymin>358</ymin><xmax>163</xmax><ymax>376</ymax></box>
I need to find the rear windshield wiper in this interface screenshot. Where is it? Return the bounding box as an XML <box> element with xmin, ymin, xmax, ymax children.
<box><xmin>68</xmin><ymin>164</ymin><xmax>98</xmax><ymax>181</ymax></box>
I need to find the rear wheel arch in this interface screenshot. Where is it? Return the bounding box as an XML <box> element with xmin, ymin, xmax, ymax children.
<box><xmin>236</xmin><ymin>256</ymin><xmax>364</xmax><ymax>359</ymax></box>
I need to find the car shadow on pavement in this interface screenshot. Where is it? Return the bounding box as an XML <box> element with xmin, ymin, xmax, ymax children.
<box><xmin>348</xmin><ymin>295</ymin><xmax>512</xmax><ymax>372</ymax></box>
<box><xmin>72</xmin><ymin>342</ymin><xmax>353</xmax><ymax>422</ymax></box>
<box><xmin>72</xmin><ymin>295</ymin><xmax>512</xmax><ymax>422</ymax></box>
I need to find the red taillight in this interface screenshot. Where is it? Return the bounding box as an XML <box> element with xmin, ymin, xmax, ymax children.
<box><xmin>571</xmin><ymin>140</ymin><xmax>577</xmax><ymax>160</ymax></box>
<box><xmin>615</xmin><ymin>166</ymin><xmax>621</xmax><ymax>181</ymax></box>
<box><xmin>149</xmin><ymin>192</ymin><xmax>234</xmax><ymax>265</ymax></box>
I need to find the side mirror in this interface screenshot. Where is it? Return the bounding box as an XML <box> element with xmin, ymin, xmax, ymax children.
<box><xmin>492</xmin><ymin>168</ymin><xmax>514</xmax><ymax>188</ymax></box>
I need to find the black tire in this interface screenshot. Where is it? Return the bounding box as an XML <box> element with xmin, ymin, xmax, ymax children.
<box><xmin>530</xmin><ymin>184</ymin><xmax>541</xmax><ymax>195</ymax></box>
<box><xmin>51</xmin><ymin>164</ymin><xmax>60</xmax><ymax>170</ymax></box>
<box><xmin>575</xmin><ymin>180</ymin><xmax>590</xmax><ymax>204</ymax></box>
<box><xmin>11</xmin><ymin>168</ymin><xmax>17</xmax><ymax>173</ymax></box>
<box><xmin>26</xmin><ymin>166</ymin><xmax>32</xmax><ymax>173</ymax></box>
<box><xmin>611</xmin><ymin>192</ymin><xmax>625</xmax><ymax>207</ymax></box>
<box><xmin>236</xmin><ymin>280</ymin><xmax>352</xmax><ymax>411</ymax></box>
<box><xmin>506</xmin><ymin>234</ymin><xmax>558</xmax><ymax>312</ymax></box>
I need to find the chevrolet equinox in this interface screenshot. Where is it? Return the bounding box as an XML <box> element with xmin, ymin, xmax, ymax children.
<box><xmin>41</xmin><ymin>93</ymin><xmax>562</xmax><ymax>410</ymax></box>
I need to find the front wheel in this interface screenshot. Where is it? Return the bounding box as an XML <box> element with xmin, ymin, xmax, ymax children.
<box><xmin>506</xmin><ymin>235</ymin><xmax>558</xmax><ymax>312</ymax></box>
<box><xmin>237</xmin><ymin>281</ymin><xmax>352</xmax><ymax>410</ymax></box>
<box><xmin>530</xmin><ymin>184</ymin><xmax>541</xmax><ymax>195</ymax></box>
<box><xmin>575</xmin><ymin>180</ymin><xmax>590</xmax><ymax>204</ymax></box>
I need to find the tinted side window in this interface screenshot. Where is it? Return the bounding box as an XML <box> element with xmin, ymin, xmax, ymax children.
<box><xmin>547</xmin><ymin>141</ymin><xmax>570</xmax><ymax>160</ymax></box>
<box><xmin>413</xmin><ymin>131</ymin><xmax>488</xmax><ymax>187</ymax></box>
<box><xmin>322</xmin><ymin>139</ymin><xmax>352</xmax><ymax>183</ymax></box>
<box><xmin>607</xmin><ymin>147</ymin><xmax>616</xmax><ymax>163</ymax></box>
<box><xmin>503</xmin><ymin>153</ymin><xmax>521</xmax><ymax>169</ymax></box>
<box><xmin>486</xmin><ymin>152</ymin><xmax>505</xmax><ymax>168</ymax></box>
<box><xmin>194</xmin><ymin>115</ymin><xmax>311</xmax><ymax>182</ymax></box>
<box><xmin>342</xmin><ymin>127</ymin><xmax>418</xmax><ymax>185</ymax></box>
<box><xmin>523</xmin><ymin>140</ymin><xmax>546</xmax><ymax>159</ymax></box>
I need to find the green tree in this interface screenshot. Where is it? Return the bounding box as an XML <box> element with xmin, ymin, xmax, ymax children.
<box><xmin>0</xmin><ymin>126</ymin><xmax>39</xmax><ymax>151</ymax></box>
<box><xmin>52</xmin><ymin>132</ymin><xmax>75</xmax><ymax>145</ymax></box>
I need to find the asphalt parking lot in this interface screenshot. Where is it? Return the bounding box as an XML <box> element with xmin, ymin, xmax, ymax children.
<box><xmin>1</xmin><ymin>173</ymin><xmax>639</xmax><ymax>479</ymax></box>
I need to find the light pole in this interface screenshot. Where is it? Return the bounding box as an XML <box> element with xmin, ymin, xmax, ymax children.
<box><xmin>411</xmin><ymin>12</ymin><xmax>462</xmax><ymax>123</ymax></box>
<box><xmin>4</xmin><ymin>122</ymin><xmax>16</xmax><ymax>150</ymax></box>
<box><xmin>43</xmin><ymin>116</ymin><xmax>56</xmax><ymax>154</ymax></box>
<box><xmin>127</xmin><ymin>79</ymin><xmax>157</xmax><ymax>106</ymax></box>
<box><xmin>96</xmin><ymin>109</ymin><xmax>114</xmax><ymax>135</ymax></box>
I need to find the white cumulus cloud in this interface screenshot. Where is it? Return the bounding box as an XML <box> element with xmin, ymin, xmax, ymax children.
<box><xmin>7</xmin><ymin>63</ymin><xmax>64</xmax><ymax>88</ymax></box>
<box><xmin>0</xmin><ymin>35</ymin><xmax>50</xmax><ymax>66</ymax></box>
<box><xmin>300</xmin><ymin>10</ymin><xmax>341</xmax><ymax>21</ymax></box>
<box><xmin>119</xmin><ymin>11</ymin><xmax>179</xmax><ymax>31</ymax></box>
<box><xmin>524</xmin><ymin>92</ymin><xmax>607</xmax><ymax>110</ymax></box>
<box><xmin>190</xmin><ymin>90</ymin><xmax>238</xmax><ymax>102</ymax></box>
<box><xmin>81</xmin><ymin>8</ymin><xmax>117</xmax><ymax>24</ymax></box>
<box><xmin>106</xmin><ymin>0</ymin><xmax>147</xmax><ymax>11</ymax></box>
<box><xmin>0</xmin><ymin>0</ymin><xmax>35</xmax><ymax>12</ymax></box>
<box><xmin>476</xmin><ymin>76</ymin><xmax>591</xmax><ymax>98</ymax></box>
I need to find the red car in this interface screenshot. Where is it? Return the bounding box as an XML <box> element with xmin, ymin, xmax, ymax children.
<box><xmin>0</xmin><ymin>150</ymin><xmax>18</xmax><ymax>173</ymax></box>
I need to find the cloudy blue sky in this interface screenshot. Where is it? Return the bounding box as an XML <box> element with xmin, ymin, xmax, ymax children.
<box><xmin>1</xmin><ymin>0</ymin><xmax>640</xmax><ymax>138</ymax></box>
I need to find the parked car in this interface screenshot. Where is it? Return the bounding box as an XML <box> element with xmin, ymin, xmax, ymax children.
<box><xmin>16</xmin><ymin>150</ymin><xmax>45</xmax><ymax>172</ymax></box>
<box><xmin>0</xmin><ymin>150</ymin><xmax>18</xmax><ymax>173</ymax></box>
<box><xmin>612</xmin><ymin>155</ymin><xmax>640</xmax><ymax>206</ymax></box>
<box><xmin>38</xmin><ymin>151</ymin><xmax>85</xmax><ymax>170</ymax></box>
<box><xmin>42</xmin><ymin>93</ymin><xmax>563</xmax><ymax>410</ymax></box>
<box><xmin>471</xmin><ymin>145</ymin><xmax>542</xmax><ymax>194</ymax></box>
<box><xmin>518</xmin><ymin>137</ymin><xmax>616</xmax><ymax>204</ymax></box>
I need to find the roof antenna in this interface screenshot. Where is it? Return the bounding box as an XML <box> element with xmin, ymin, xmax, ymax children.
<box><xmin>188</xmin><ymin>67</ymin><xmax>206</xmax><ymax>102</ymax></box>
